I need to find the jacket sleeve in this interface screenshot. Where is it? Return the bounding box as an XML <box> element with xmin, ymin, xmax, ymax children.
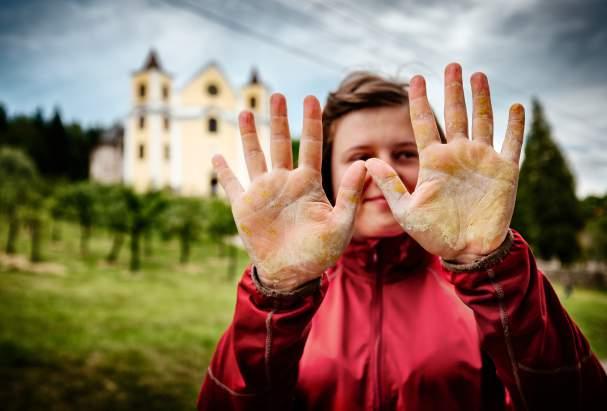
<box><xmin>443</xmin><ymin>230</ymin><xmax>607</xmax><ymax>410</ymax></box>
<box><xmin>197</xmin><ymin>265</ymin><xmax>328</xmax><ymax>411</ymax></box>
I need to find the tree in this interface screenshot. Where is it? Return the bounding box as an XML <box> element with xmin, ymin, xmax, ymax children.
<box><xmin>22</xmin><ymin>181</ymin><xmax>50</xmax><ymax>262</ymax></box>
<box><xmin>124</xmin><ymin>190</ymin><xmax>168</xmax><ymax>271</ymax></box>
<box><xmin>206</xmin><ymin>198</ymin><xmax>238</xmax><ymax>278</ymax></box>
<box><xmin>512</xmin><ymin>98</ymin><xmax>582</xmax><ymax>263</ymax></box>
<box><xmin>0</xmin><ymin>103</ymin><xmax>101</xmax><ymax>181</ymax></box>
<box><xmin>161</xmin><ymin>197</ymin><xmax>206</xmax><ymax>264</ymax></box>
<box><xmin>96</xmin><ymin>184</ymin><xmax>130</xmax><ymax>263</ymax></box>
<box><xmin>46</xmin><ymin>109</ymin><xmax>71</xmax><ymax>177</ymax></box>
<box><xmin>0</xmin><ymin>103</ymin><xmax>7</xmax><ymax>132</ymax></box>
<box><xmin>0</xmin><ymin>148</ymin><xmax>38</xmax><ymax>254</ymax></box>
<box><xmin>55</xmin><ymin>182</ymin><xmax>100</xmax><ymax>257</ymax></box>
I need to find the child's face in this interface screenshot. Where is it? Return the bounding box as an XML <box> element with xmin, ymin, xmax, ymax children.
<box><xmin>331</xmin><ymin>105</ymin><xmax>419</xmax><ymax>239</ymax></box>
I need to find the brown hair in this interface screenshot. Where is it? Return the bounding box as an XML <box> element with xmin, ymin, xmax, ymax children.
<box><xmin>321</xmin><ymin>71</ymin><xmax>444</xmax><ymax>203</ymax></box>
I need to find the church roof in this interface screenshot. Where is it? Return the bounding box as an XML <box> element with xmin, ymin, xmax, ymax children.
<box><xmin>249</xmin><ymin>67</ymin><xmax>260</xmax><ymax>84</ymax></box>
<box><xmin>143</xmin><ymin>49</ymin><xmax>163</xmax><ymax>71</ymax></box>
<box><xmin>133</xmin><ymin>49</ymin><xmax>171</xmax><ymax>76</ymax></box>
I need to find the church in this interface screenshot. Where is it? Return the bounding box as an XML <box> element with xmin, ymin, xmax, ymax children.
<box><xmin>103</xmin><ymin>50</ymin><xmax>271</xmax><ymax>197</ymax></box>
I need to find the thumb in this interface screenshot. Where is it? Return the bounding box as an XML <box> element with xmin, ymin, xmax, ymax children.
<box><xmin>331</xmin><ymin>160</ymin><xmax>367</xmax><ymax>225</ymax></box>
<box><xmin>364</xmin><ymin>158</ymin><xmax>411</xmax><ymax>214</ymax></box>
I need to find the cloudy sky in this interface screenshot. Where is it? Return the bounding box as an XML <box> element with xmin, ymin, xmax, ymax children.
<box><xmin>1</xmin><ymin>0</ymin><xmax>605</xmax><ymax>196</ymax></box>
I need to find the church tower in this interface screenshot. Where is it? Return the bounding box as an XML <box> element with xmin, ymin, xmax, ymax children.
<box><xmin>240</xmin><ymin>67</ymin><xmax>268</xmax><ymax>114</ymax></box>
<box><xmin>124</xmin><ymin>49</ymin><xmax>172</xmax><ymax>192</ymax></box>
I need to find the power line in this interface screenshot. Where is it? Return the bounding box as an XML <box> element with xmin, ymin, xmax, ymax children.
<box><xmin>161</xmin><ymin>0</ymin><xmax>605</xmax><ymax>146</ymax></box>
<box><xmin>327</xmin><ymin>0</ymin><xmax>607</xmax><ymax>140</ymax></box>
<box><xmin>158</xmin><ymin>0</ymin><xmax>348</xmax><ymax>73</ymax></box>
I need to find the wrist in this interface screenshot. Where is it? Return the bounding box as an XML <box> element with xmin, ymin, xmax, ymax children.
<box><xmin>442</xmin><ymin>230</ymin><xmax>515</xmax><ymax>273</ymax></box>
<box><xmin>256</xmin><ymin>265</ymin><xmax>321</xmax><ymax>293</ymax></box>
<box><xmin>252</xmin><ymin>265</ymin><xmax>323</xmax><ymax>297</ymax></box>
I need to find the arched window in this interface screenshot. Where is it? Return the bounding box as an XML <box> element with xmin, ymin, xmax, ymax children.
<box><xmin>164</xmin><ymin>116</ymin><xmax>170</xmax><ymax>131</ymax></box>
<box><xmin>164</xmin><ymin>144</ymin><xmax>170</xmax><ymax>161</ymax></box>
<box><xmin>249</xmin><ymin>96</ymin><xmax>257</xmax><ymax>109</ymax></box>
<box><xmin>208</xmin><ymin>117</ymin><xmax>218</xmax><ymax>133</ymax></box>
<box><xmin>207</xmin><ymin>83</ymin><xmax>219</xmax><ymax>96</ymax></box>
<box><xmin>139</xmin><ymin>116</ymin><xmax>145</xmax><ymax>129</ymax></box>
<box><xmin>139</xmin><ymin>83</ymin><xmax>146</xmax><ymax>98</ymax></box>
<box><xmin>162</xmin><ymin>85</ymin><xmax>170</xmax><ymax>100</ymax></box>
<box><xmin>210</xmin><ymin>173</ymin><xmax>218</xmax><ymax>196</ymax></box>
<box><xmin>138</xmin><ymin>143</ymin><xmax>145</xmax><ymax>159</ymax></box>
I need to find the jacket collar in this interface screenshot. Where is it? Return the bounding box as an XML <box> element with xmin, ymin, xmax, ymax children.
<box><xmin>339</xmin><ymin>233</ymin><xmax>431</xmax><ymax>283</ymax></box>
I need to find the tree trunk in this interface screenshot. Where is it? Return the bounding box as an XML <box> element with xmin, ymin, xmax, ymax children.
<box><xmin>6</xmin><ymin>214</ymin><xmax>19</xmax><ymax>255</ymax></box>
<box><xmin>51</xmin><ymin>220</ymin><xmax>62</xmax><ymax>242</ymax></box>
<box><xmin>30</xmin><ymin>218</ymin><xmax>42</xmax><ymax>263</ymax></box>
<box><xmin>130</xmin><ymin>228</ymin><xmax>141</xmax><ymax>272</ymax></box>
<box><xmin>80</xmin><ymin>224</ymin><xmax>91</xmax><ymax>257</ymax></box>
<box><xmin>180</xmin><ymin>231</ymin><xmax>190</xmax><ymax>264</ymax></box>
<box><xmin>144</xmin><ymin>230</ymin><xmax>152</xmax><ymax>257</ymax></box>
<box><xmin>106</xmin><ymin>232</ymin><xmax>124</xmax><ymax>263</ymax></box>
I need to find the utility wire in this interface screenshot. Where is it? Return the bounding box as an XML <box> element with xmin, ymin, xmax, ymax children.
<box><xmin>330</xmin><ymin>0</ymin><xmax>607</xmax><ymax>140</ymax></box>
<box><xmin>161</xmin><ymin>0</ymin><xmax>605</xmax><ymax>147</ymax></box>
<box><xmin>158</xmin><ymin>0</ymin><xmax>348</xmax><ymax>73</ymax></box>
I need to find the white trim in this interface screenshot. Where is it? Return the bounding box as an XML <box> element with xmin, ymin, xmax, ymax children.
<box><xmin>123</xmin><ymin>117</ymin><xmax>134</xmax><ymax>183</ymax></box>
<box><xmin>170</xmin><ymin>119</ymin><xmax>182</xmax><ymax>191</ymax></box>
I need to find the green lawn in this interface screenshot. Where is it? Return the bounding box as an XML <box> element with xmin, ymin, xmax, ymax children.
<box><xmin>0</xmin><ymin>224</ymin><xmax>246</xmax><ymax>411</ymax></box>
<box><xmin>1</xmin><ymin>224</ymin><xmax>606</xmax><ymax>411</ymax></box>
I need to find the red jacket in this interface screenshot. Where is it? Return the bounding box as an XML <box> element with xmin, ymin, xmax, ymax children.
<box><xmin>197</xmin><ymin>231</ymin><xmax>606</xmax><ymax>410</ymax></box>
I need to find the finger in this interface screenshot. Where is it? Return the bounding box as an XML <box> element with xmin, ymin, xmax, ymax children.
<box><xmin>211</xmin><ymin>154</ymin><xmax>243</xmax><ymax>204</ymax></box>
<box><xmin>332</xmin><ymin>160</ymin><xmax>367</xmax><ymax>224</ymax></box>
<box><xmin>471</xmin><ymin>72</ymin><xmax>494</xmax><ymax>146</ymax></box>
<box><xmin>239</xmin><ymin>111</ymin><xmax>268</xmax><ymax>180</ymax></box>
<box><xmin>409</xmin><ymin>75</ymin><xmax>441</xmax><ymax>151</ymax></box>
<box><xmin>299</xmin><ymin>95</ymin><xmax>323</xmax><ymax>171</ymax></box>
<box><xmin>444</xmin><ymin>63</ymin><xmax>468</xmax><ymax>142</ymax></box>
<box><xmin>270</xmin><ymin>93</ymin><xmax>293</xmax><ymax>170</ymax></box>
<box><xmin>501</xmin><ymin>103</ymin><xmax>525</xmax><ymax>164</ymax></box>
<box><xmin>364</xmin><ymin>158</ymin><xmax>410</xmax><ymax>212</ymax></box>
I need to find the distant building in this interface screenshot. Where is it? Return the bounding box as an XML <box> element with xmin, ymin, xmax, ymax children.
<box><xmin>90</xmin><ymin>124</ymin><xmax>123</xmax><ymax>184</ymax></box>
<box><xmin>122</xmin><ymin>49</ymin><xmax>270</xmax><ymax>196</ymax></box>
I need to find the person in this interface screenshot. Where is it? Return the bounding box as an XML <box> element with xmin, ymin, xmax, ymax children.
<box><xmin>196</xmin><ymin>63</ymin><xmax>607</xmax><ymax>410</ymax></box>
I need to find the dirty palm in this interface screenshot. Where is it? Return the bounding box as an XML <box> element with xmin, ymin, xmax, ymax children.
<box><xmin>212</xmin><ymin>65</ymin><xmax>523</xmax><ymax>283</ymax></box>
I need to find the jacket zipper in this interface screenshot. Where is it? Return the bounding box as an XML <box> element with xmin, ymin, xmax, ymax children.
<box><xmin>372</xmin><ymin>250</ymin><xmax>383</xmax><ymax>411</ymax></box>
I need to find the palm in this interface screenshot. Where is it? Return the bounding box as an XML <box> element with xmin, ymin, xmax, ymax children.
<box><xmin>212</xmin><ymin>95</ymin><xmax>366</xmax><ymax>291</ymax></box>
<box><xmin>406</xmin><ymin>140</ymin><xmax>518</xmax><ymax>258</ymax></box>
<box><xmin>233</xmin><ymin>168</ymin><xmax>346</xmax><ymax>285</ymax></box>
<box><xmin>366</xmin><ymin>64</ymin><xmax>525</xmax><ymax>262</ymax></box>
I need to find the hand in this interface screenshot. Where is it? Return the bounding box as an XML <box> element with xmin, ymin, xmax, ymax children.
<box><xmin>365</xmin><ymin>63</ymin><xmax>525</xmax><ymax>263</ymax></box>
<box><xmin>212</xmin><ymin>94</ymin><xmax>366</xmax><ymax>291</ymax></box>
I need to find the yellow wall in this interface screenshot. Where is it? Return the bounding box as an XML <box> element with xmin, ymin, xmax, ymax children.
<box><xmin>179</xmin><ymin>65</ymin><xmax>236</xmax><ymax>109</ymax></box>
<box><xmin>126</xmin><ymin>61</ymin><xmax>270</xmax><ymax>197</ymax></box>
<box><xmin>132</xmin><ymin>71</ymin><xmax>171</xmax><ymax>106</ymax></box>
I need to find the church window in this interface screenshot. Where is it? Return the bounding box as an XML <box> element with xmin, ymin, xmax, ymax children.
<box><xmin>139</xmin><ymin>83</ymin><xmax>146</xmax><ymax>98</ymax></box>
<box><xmin>207</xmin><ymin>83</ymin><xmax>219</xmax><ymax>96</ymax></box>
<box><xmin>139</xmin><ymin>115</ymin><xmax>145</xmax><ymax>129</ymax></box>
<box><xmin>164</xmin><ymin>116</ymin><xmax>170</xmax><ymax>131</ymax></box>
<box><xmin>249</xmin><ymin>96</ymin><xmax>257</xmax><ymax>109</ymax></box>
<box><xmin>210</xmin><ymin>173</ymin><xmax>218</xmax><ymax>196</ymax></box>
<box><xmin>164</xmin><ymin>144</ymin><xmax>170</xmax><ymax>161</ymax></box>
<box><xmin>138</xmin><ymin>143</ymin><xmax>145</xmax><ymax>159</ymax></box>
<box><xmin>162</xmin><ymin>85</ymin><xmax>170</xmax><ymax>100</ymax></box>
<box><xmin>208</xmin><ymin>117</ymin><xmax>218</xmax><ymax>133</ymax></box>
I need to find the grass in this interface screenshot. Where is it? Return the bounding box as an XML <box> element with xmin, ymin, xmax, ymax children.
<box><xmin>555</xmin><ymin>285</ymin><xmax>607</xmax><ymax>359</ymax></box>
<box><xmin>1</xmin><ymin>222</ymin><xmax>606</xmax><ymax>410</ymax></box>
<box><xmin>0</xmin><ymin>222</ymin><xmax>247</xmax><ymax>411</ymax></box>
